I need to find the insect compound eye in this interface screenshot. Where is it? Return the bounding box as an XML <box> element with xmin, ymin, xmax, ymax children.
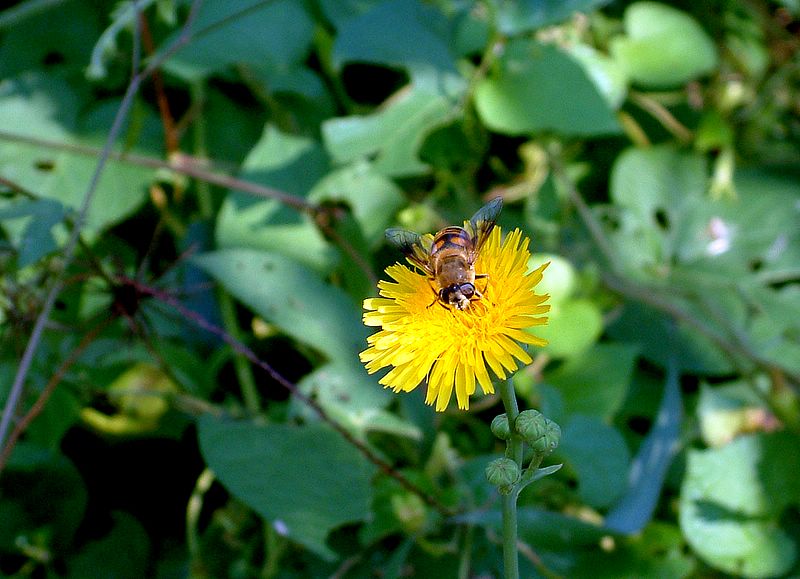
<box><xmin>459</xmin><ymin>283</ymin><xmax>475</xmax><ymax>299</ymax></box>
<box><xmin>440</xmin><ymin>286</ymin><xmax>456</xmax><ymax>302</ymax></box>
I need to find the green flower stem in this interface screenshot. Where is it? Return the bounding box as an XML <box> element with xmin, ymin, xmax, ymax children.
<box><xmin>191</xmin><ymin>81</ymin><xmax>260</xmax><ymax>415</ymax></box>
<box><xmin>498</xmin><ymin>378</ymin><xmax>522</xmax><ymax>579</ymax></box>
<box><xmin>499</xmin><ymin>378</ymin><xmax>523</xmax><ymax>464</ymax></box>
<box><xmin>219</xmin><ymin>292</ymin><xmax>261</xmax><ymax>414</ymax></box>
<box><xmin>501</xmin><ymin>489</ymin><xmax>520</xmax><ymax>579</ymax></box>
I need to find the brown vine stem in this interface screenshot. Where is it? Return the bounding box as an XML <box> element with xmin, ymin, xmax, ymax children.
<box><xmin>550</xmin><ymin>144</ymin><xmax>800</xmax><ymax>393</ymax></box>
<box><xmin>0</xmin><ymin>0</ymin><xmax>204</xmax><ymax>457</ymax></box>
<box><xmin>0</xmin><ymin>133</ymin><xmax>377</xmax><ymax>287</ymax></box>
<box><xmin>0</xmin><ymin>132</ymin><xmax>316</xmax><ymax>213</ymax></box>
<box><xmin>602</xmin><ymin>273</ymin><xmax>800</xmax><ymax>389</ymax></box>
<box><xmin>144</xmin><ymin>283</ymin><xmax>455</xmax><ymax>517</ymax></box>
<box><xmin>0</xmin><ymin>316</ymin><xmax>114</xmax><ymax>474</ymax></box>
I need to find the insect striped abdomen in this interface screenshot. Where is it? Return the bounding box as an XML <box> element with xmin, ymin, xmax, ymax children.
<box><xmin>431</xmin><ymin>227</ymin><xmax>472</xmax><ymax>255</ymax></box>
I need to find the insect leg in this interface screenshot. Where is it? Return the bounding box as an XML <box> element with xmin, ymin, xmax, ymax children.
<box><xmin>425</xmin><ymin>278</ymin><xmax>445</xmax><ymax>309</ymax></box>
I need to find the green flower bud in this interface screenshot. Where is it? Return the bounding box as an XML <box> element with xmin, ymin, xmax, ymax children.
<box><xmin>485</xmin><ymin>457</ymin><xmax>521</xmax><ymax>494</ymax></box>
<box><xmin>490</xmin><ymin>413</ymin><xmax>511</xmax><ymax>440</ymax></box>
<box><xmin>515</xmin><ymin>410</ymin><xmax>561</xmax><ymax>455</ymax></box>
<box><xmin>514</xmin><ymin>409</ymin><xmax>547</xmax><ymax>442</ymax></box>
<box><xmin>530</xmin><ymin>420</ymin><xmax>561</xmax><ymax>455</ymax></box>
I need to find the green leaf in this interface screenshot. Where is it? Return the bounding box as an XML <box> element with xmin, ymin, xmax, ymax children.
<box><xmin>297</xmin><ymin>363</ymin><xmax>390</xmax><ymax>413</ymax></box>
<box><xmin>727</xmin><ymin>169</ymin><xmax>800</xmax><ymax>277</ymax></box>
<box><xmin>680</xmin><ymin>432</ymin><xmax>800</xmax><ymax>576</ymax></box>
<box><xmin>162</xmin><ymin>0</ymin><xmax>314</xmax><ymax>80</ymax></box>
<box><xmin>332</xmin><ymin>0</ymin><xmax>456</xmax><ymax>74</ymax></box>
<box><xmin>3</xmin><ymin>445</ymin><xmax>88</xmax><ymax>551</ymax></box>
<box><xmin>607</xmin><ymin>148</ymin><xmax>799</xmax><ymax>376</ymax></box>
<box><xmin>193</xmin><ymin>249</ymin><xmax>390</xmax><ymax>411</ymax></box>
<box><xmin>67</xmin><ymin>512</ymin><xmax>150</xmax><ymax>579</ymax></box>
<box><xmin>749</xmin><ymin>287</ymin><xmax>800</xmax><ymax>375</ymax></box>
<box><xmin>26</xmin><ymin>383</ymin><xmax>82</xmax><ymax>451</ymax></box>
<box><xmin>198</xmin><ymin>415</ymin><xmax>375</xmax><ymax>560</ymax></box>
<box><xmin>0</xmin><ymin>0</ymin><xmax>102</xmax><ymax>77</ymax></box>
<box><xmin>536</xmin><ymin>299</ymin><xmax>604</xmax><ymax>359</ymax></box>
<box><xmin>567</xmin><ymin>44</ymin><xmax>628</xmax><ymax>109</ymax></box>
<box><xmin>609</xmin><ymin>146</ymin><xmax>708</xmax><ymax>272</ymax></box>
<box><xmin>193</xmin><ymin>248</ymin><xmax>365</xmax><ymax>364</ymax></box>
<box><xmin>318</xmin><ymin>0</ymin><xmax>381</xmax><ymax>28</ymax></box>
<box><xmin>558</xmin><ymin>415</ymin><xmax>631</xmax><ymax>509</ymax></box>
<box><xmin>0</xmin><ymin>198</ymin><xmax>66</xmax><ymax>266</ymax></box>
<box><xmin>198</xmin><ymin>87</ymin><xmax>269</xmax><ymax>165</ymax></box>
<box><xmin>308</xmin><ymin>163</ymin><xmax>405</xmax><ymax>248</ymax></box>
<box><xmin>608</xmin><ymin>301</ymin><xmax>734</xmax><ymax>375</ymax></box>
<box><xmin>610</xmin><ymin>149</ymin><xmax>800</xmax><ymax>280</ymax></box>
<box><xmin>546</xmin><ymin>343</ymin><xmax>638</xmax><ymax>420</ymax></box>
<box><xmin>322</xmin><ymin>70</ymin><xmax>462</xmax><ymax>177</ymax></box>
<box><xmin>0</xmin><ymin>74</ymin><xmax>154</xmax><ymax>240</ymax></box>
<box><xmin>215</xmin><ymin>125</ymin><xmax>334</xmax><ymax>272</ymax></box>
<box><xmin>355</xmin><ymin>408</ymin><xmax>423</xmax><ymax>440</ymax></box>
<box><xmin>307</xmin><ymin>164</ymin><xmax>404</xmax><ymax>301</ymax></box>
<box><xmin>495</xmin><ymin>0</ymin><xmax>613</xmax><ymax>35</ymax></box>
<box><xmin>474</xmin><ymin>39</ymin><xmax>621</xmax><ymax>137</ymax></box>
<box><xmin>610</xmin><ymin>2</ymin><xmax>718</xmax><ymax>88</ymax></box>
<box><xmin>530</xmin><ymin>254</ymin><xmax>577</xmax><ymax>304</ymax></box>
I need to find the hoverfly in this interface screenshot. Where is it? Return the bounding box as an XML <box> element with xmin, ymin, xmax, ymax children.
<box><xmin>385</xmin><ymin>197</ymin><xmax>503</xmax><ymax>310</ymax></box>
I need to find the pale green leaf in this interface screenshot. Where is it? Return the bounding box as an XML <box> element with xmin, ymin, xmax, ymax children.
<box><xmin>474</xmin><ymin>40</ymin><xmax>620</xmax><ymax>137</ymax></box>
<box><xmin>322</xmin><ymin>71</ymin><xmax>462</xmax><ymax>177</ymax></box>
<box><xmin>215</xmin><ymin>126</ymin><xmax>333</xmax><ymax>272</ymax></box>
<box><xmin>610</xmin><ymin>2</ymin><xmax>718</xmax><ymax>88</ymax></box>
<box><xmin>680</xmin><ymin>433</ymin><xmax>800</xmax><ymax>577</ymax></box>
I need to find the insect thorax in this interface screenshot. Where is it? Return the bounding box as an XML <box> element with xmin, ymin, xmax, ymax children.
<box><xmin>435</xmin><ymin>254</ymin><xmax>474</xmax><ymax>285</ymax></box>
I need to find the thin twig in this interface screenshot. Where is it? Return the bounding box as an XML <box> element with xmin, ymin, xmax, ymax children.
<box><xmin>602</xmin><ymin>273</ymin><xmax>800</xmax><ymax>388</ymax></box>
<box><xmin>0</xmin><ymin>131</ymin><xmax>378</xmax><ymax>293</ymax></box>
<box><xmin>0</xmin><ymin>0</ymin><xmax>204</xmax><ymax>455</ymax></box>
<box><xmin>0</xmin><ymin>175</ymin><xmax>38</xmax><ymax>200</ymax></box>
<box><xmin>0</xmin><ymin>132</ymin><xmax>316</xmax><ymax>214</ymax></box>
<box><xmin>316</xmin><ymin>216</ymin><xmax>379</xmax><ymax>288</ymax></box>
<box><xmin>629</xmin><ymin>91</ymin><xmax>693</xmax><ymax>144</ymax></box>
<box><xmin>548</xmin><ymin>145</ymin><xmax>624</xmax><ymax>274</ymax></box>
<box><xmin>139</xmin><ymin>11</ymin><xmax>179</xmax><ymax>153</ymax></box>
<box><xmin>553</xmin><ymin>142</ymin><xmax>800</xmax><ymax>393</ymax></box>
<box><xmin>142</xmin><ymin>284</ymin><xmax>456</xmax><ymax>517</ymax></box>
<box><xmin>0</xmin><ymin>316</ymin><xmax>114</xmax><ymax>473</ymax></box>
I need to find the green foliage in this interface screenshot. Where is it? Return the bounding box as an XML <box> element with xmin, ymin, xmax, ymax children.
<box><xmin>1</xmin><ymin>0</ymin><xmax>799</xmax><ymax>577</ymax></box>
<box><xmin>681</xmin><ymin>432</ymin><xmax>800</xmax><ymax>577</ymax></box>
<box><xmin>611</xmin><ymin>2</ymin><xmax>719</xmax><ymax>88</ymax></box>
<box><xmin>475</xmin><ymin>39</ymin><xmax>622</xmax><ymax>136</ymax></box>
<box><xmin>199</xmin><ymin>416</ymin><xmax>375</xmax><ymax>561</ymax></box>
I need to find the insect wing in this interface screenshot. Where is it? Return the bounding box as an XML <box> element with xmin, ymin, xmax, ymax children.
<box><xmin>465</xmin><ymin>197</ymin><xmax>502</xmax><ymax>257</ymax></box>
<box><xmin>385</xmin><ymin>228</ymin><xmax>434</xmax><ymax>274</ymax></box>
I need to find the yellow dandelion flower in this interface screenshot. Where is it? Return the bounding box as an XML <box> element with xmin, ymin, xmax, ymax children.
<box><xmin>360</xmin><ymin>227</ymin><xmax>550</xmax><ymax>411</ymax></box>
